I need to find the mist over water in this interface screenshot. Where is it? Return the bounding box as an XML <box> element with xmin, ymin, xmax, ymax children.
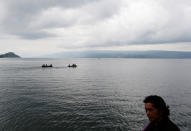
<box><xmin>0</xmin><ymin>58</ymin><xmax>191</xmax><ymax>131</ymax></box>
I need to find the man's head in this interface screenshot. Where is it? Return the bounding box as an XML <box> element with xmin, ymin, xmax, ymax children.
<box><xmin>143</xmin><ymin>95</ymin><xmax>170</xmax><ymax>122</ymax></box>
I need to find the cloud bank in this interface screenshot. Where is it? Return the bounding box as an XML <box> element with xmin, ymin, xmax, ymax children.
<box><xmin>1</xmin><ymin>0</ymin><xmax>191</xmax><ymax>56</ymax></box>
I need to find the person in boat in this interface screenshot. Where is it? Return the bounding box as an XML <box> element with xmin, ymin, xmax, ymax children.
<box><xmin>68</xmin><ymin>64</ymin><xmax>77</xmax><ymax>67</ymax></box>
<box><xmin>42</xmin><ymin>64</ymin><xmax>53</xmax><ymax>67</ymax></box>
<box><xmin>72</xmin><ymin>64</ymin><xmax>77</xmax><ymax>67</ymax></box>
<box><xmin>42</xmin><ymin>64</ymin><xmax>46</xmax><ymax>67</ymax></box>
<box><xmin>143</xmin><ymin>95</ymin><xmax>180</xmax><ymax>131</ymax></box>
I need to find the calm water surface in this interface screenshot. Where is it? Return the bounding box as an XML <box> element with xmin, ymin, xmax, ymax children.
<box><xmin>0</xmin><ymin>58</ymin><xmax>191</xmax><ymax>131</ymax></box>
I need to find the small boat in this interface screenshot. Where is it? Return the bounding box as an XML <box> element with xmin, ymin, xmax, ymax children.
<box><xmin>42</xmin><ymin>64</ymin><xmax>53</xmax><ymax>68</ymax></box>
<box><xmin>68</xmin><ymin>64</ymin><xmax>77</xmax><ymax>68</ymax></box>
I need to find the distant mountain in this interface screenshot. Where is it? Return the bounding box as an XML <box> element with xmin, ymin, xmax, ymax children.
<box><xmin>0</xmin><ymin>52</ymin><xmax>21</xmax><ymax>58</ymax></box>
<box><xmin>44</xmin><ymin>50</ymin><xmax>191</xmax><ymax>58</ymax></box>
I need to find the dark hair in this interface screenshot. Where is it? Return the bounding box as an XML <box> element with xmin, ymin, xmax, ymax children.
<box><xmin>143</xmin><ymin>95</ymin><xmax>170</xmax><ymax>118</ymax></box>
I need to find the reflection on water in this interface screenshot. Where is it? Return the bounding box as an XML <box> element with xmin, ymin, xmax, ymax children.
<box><xmin>0</xmin><ymin>58</ymin><xmax>191</xmax><ymax>131</ymax></box>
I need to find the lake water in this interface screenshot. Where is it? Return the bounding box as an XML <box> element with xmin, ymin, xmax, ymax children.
<box><xmin>0</xmin><ymin>58</ymin><xmax>191</xmax><ymax>131</ymax></box>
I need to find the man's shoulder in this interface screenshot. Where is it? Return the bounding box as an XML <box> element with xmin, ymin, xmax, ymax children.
<box><xmin>165</xmin><ymin>119</ymin><xmax>180</xmax><ymax>131</ymax></box>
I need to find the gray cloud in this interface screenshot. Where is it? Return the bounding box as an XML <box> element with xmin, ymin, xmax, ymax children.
<box><xmin>1</xmin><ymin>0</ymin><xmax>191</xmax><ymax>52</ymax></box>
<box><xmin>1</xmin><ymin>0</ymin><xmax>101</xmax><ymax>39</ymax></box>
<box><xmin>16</xmin><ymin>31</ymin><xmax>55</xmax><ymax>40</ymax></box>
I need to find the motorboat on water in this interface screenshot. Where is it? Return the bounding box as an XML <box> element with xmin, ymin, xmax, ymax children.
<box><xmin>68</xmin><ymin>64</ymin><xmax>77</xmax><ymax>68</ymax></box>
<box><xmin>42</xmin><ymin>64</ymin><xmax>53</xmax><ymax>68</ymax></box>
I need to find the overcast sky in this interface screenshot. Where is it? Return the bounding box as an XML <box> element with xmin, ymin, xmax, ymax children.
<box><xmin>1</xmin><ymin>0</ymin><xmax>191</xmax><ymax>57</ymax></box>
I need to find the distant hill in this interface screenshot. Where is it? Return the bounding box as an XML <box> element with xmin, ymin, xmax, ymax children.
<box><xmin>44</xmin><ymin>50</ymin><xmax>191</xmax><ymax>58</ymax></box>
<box><xmin>0</xmin><ymin>52</ymin><xmax>21</xmax><ymax>58</ymax></box>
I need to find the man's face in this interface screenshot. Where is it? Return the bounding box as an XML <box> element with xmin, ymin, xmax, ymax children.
<box><xmin>145</xmin><ymin>103</ymin><xmax>162</xmax><ymax>122</ymax></box>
